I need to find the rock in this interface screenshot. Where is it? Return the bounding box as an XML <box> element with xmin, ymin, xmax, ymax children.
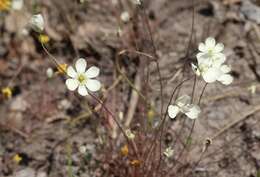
<box><xmin>10</xmin><ymin>96</ymin><xmax>28</xmax><ymax>112</ymax></box>
<box><xmin>5</xmin><ymin>11</ymin><xmax>30</xmax><ymax>33</ymax></box>
<box><xmin>241</xmin><ymin>0</ymin><xmax>260</xmax><ymax>24</ymax></box>
<box><xmin>36</xmin><ymin>172</ymin><xmax>47</xmax><ymax>177</ymax></box>
<box><xmin>58</xmin><ymin>99</ymin><xmax>71</xmax><ymax>110</ymax></box>
<box><xmin>14</xmin><ymin>168</ymin><xmax>36</xmax><ymax>177</ymax></box>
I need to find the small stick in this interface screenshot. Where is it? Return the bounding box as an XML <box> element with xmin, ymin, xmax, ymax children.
<box><xmin>124</xmin><ymin>72</ymin><xmax>141</xmax><ymax>127</ymax></box>
<box><xmin>0</xmin><ymin>122</ymin><xmax>28</xmax><ymax>139</ymax></box>
<box><xmin>211</xmin><ymin>104</ymin><xmax>260</xmax><ymax>140</ymax></box>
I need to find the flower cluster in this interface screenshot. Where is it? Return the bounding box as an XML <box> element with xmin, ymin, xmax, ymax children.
<box><xmin>192</xmin><ymin>37</ymin><xmax>233</xmax><ymax>85</ymax></box>
<box><xmin>168</xmin><ymin>95</ymin><xmax>200</xmax><ymax>119</ymax></box>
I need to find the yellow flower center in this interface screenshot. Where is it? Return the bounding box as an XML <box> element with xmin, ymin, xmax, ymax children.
<box><xmin>78</xmin><ymin>74</ymin><xmax>87</xmax><ymax>84</ymax></box>
<box><xmin>208</xmin><ymin>49</ymin><xmax>214</xmax><ymax>57</ymax></box>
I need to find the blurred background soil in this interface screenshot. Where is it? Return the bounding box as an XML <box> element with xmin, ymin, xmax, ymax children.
<box><xmin>1</xmin><ymin>0</ymin><xmax>260</xmax><ymax>177</ymax></box>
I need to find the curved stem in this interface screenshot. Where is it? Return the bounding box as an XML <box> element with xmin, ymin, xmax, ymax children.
<box><xmin>88</xmin><ymin>92</ymin><xmax>140</xmax><ymax>159</ymax></box>
<box><xmin>170</xmin><ymin>83</ymin><xmax>207</xmax><ymax>175</ymax></box>
<box><xmin>143</xmin><ymin>76</ymin><xmax>194</xmax><ymax>174</ymax></box>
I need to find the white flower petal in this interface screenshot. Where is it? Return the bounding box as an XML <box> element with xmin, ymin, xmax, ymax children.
<box><xmin>12</xmin><ymin>0</ymin><xmax>23</xmax><ymax>10</ymax></box>
<box><xmin>66</xmin><ymin>79</ymin><xmax>79</xmax><ymax>91</ymax></box>
<box><xmin>198</xmin><ymin>43</ymin><xmax>207</xmax><ymax>52</ymax></box>
<box><xmin>218</xmin><ymin>74</ymin><xmax>233</xmax><ymax>85</ymax></box>
<box><xmin>197</xmin><ymin>57</ymin><xmax>211</xmax><ymax>67</ymax></box>
<box><xmin>202</xmin><ymin>67</ymin><xmax>221</xmax><ymax>83</ymax></box>
<box><xmin>220</xmin><ymin>65</ymin><xmax>231</xmax><ymax>74</ymax></box>
<box><xmin>67</xmin><ymin>66</ymin><xmax>77</xmax><ymax>78</ymax></box>
<box><xmin>85</xmin><ymin>66</ymin><xmax>100</xmax><ymax>78</ymax></box>
<box><xmin>191</xmin><ymin>63</ymin><xmax>201</xmax><ymax>76</ymax></box>
<box><xmin>75</xmin><ymin>58</ymin><xmax>87</xmax><ymax>73</ymax></box>
<box><xmin>214</xmin><ymin>43</ymin><xmax>224</xmax><ymax>53</ymax></box>
<box><xmin>168</xmin><ymin>105</ymin><xmax>180</xmax><ymax>119</ymax></box>
<box><xmin>212</xmin><ymin>53</ymin><xmax>226</xmax><ymax>67</ymax></box>
<box><xmin>185</xmin><ymin>104</ymin><xmax>201</xmax><ymax>119</ymax></box>
<box><xmin>205</xmin><ymin>37</ymin><xmax>216</xmax><ymax>48</ymax></box>
<box><xmin>85</xmin><ymin>79</ymin><xmax>101</xmax><ymax>92</ymax></box>
<box><xmin>78</xmin><ymin>85</ymin><xmax>88</xmax><ymax>96</ymax></box>
<box><xmin>30</xmin><ymin>14</ymin><xmax>44</xmax><ymax>32</ymax></box>
<box><xmin>176</xmin><ymin>95</ymin><xmax>191</xmax><ymax>108</ymax></box>
<box><xmin>196</xmin><ymin>52</ymin><xmax>207</xmax><ymax>60</ymax></box>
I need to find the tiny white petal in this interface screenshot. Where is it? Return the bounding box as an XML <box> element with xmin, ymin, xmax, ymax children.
<box><xmin>86</xmin><ymin>66</ymin><xmax>100</xmax><ymax>78</ymax></box>
<box><xmin>185</xmin><ymin>105</ymin><xmax>201</xmax><ymax>119</ymax></box>
<box><xmin>202</xmin><ymin>67</ymin><xmax>221</xmax><ymax>83</ymax></box>
<box><xmin>214</xmin><ymin>43</ymin><xmax>224</xmax><ymax>53</ymax></box>
<box><xmin>67</xmin><ymin>66</ymin><xmax>77</xmax><ymax>78</ymax></box>
<box><xmin>196</xmin><ymin>52</ymin><xmax>203</xmax><ymax>59</ymax></box>
<box><xmin>78</xmin><ymin>85</ymin><xmax>88</xmax><ymax>96</ymax></box>
<box><xmin>196</xmin><ymin>52</ymin><xmax>208</xmax><ymax>62</ymax></box>
<box><xmin>66</xmin><ymin>79</ymin><xmax>79</xmax><ymax>91</ymax></box>
<box><xmin>205</xmin><ymin>37</ymin><xmax>216</xmax><ymax>48</ymax></box>
<box><xmin>198</xmin><ymin>43</ymin><xmax>207</xmax><ymax>52</ymax></box>
<box><xmin>85</xmin><ymin>79</ymin><xmax>101</xmax><ymax>92</ymax></box>
<box><xmin>30</xmin><ymin>14</ymin><xmax>44</xmax><ymax>32</ymax></box>
<box><xmin>121</xmin><ymin>11</ymin><xmax>130</xmax><ymax>22</ymax></box>
<box><xmin>168</xmin><ymin>105</ymin><xmax>180</xmax><ymax>119</ymax></box>
<box><xmin>176</xmin><ymin>95</ymin><xmax>191</xmax><ymax>108</ymax></box>
<box><xmin>163</xmin><ymin>147</ymin><xmax>174</xmax><ymax>158</ymax></box>
<box><xmin>220</xmin><ymin>65</ymin><xmax>231</xmax><ymax>74</ymax></box>
<box><xmin>212</xmin><ymin>53</ymin><xmax>226</xmax><ymax>67</ymax></box>
<box><xmin>191</xmin><ymin>63</ymin><xmax>201</xmax><ymax>76</ymax></box>
<box><xmin>132</xmin><ymin>0</ymin><xmax>141</xmax><ymax>5</ymax></box>
<box><xmin>46</xmin><ymin>68</ymin><xmax>54</xmax><ymax>78</ymax></box>
<box><xmin>218</xmin><ymin>74</ymin><xmax>233</xmax><ymax>85</ymax></box>
<box><xmin>12</xmin><ymin>0</ymin><xmax>23</xmax><ymax>10</ymax></box>
<box><xmin>75</xmin><ymin>58</ymin><xmax>87</xmax><ymax>73</ymax></box>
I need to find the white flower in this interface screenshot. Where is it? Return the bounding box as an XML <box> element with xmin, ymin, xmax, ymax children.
<box><xmin>193</xmin><ymin>37</ymin><xmax>233</xmax><ymax>85</ymax></box>
<box><xmin>217</xmin><ymin>65</ymin><xmax>233</xmax><ymax>85</ymax></box>
<box><xmin>248</xmin><ymin>84</ymin><xmax>256</xmax><ymax>95</ymax></box>
<box><xmin>193</xmin><ymin>63</ymin><xmax>233</xmax><ymax>85</ymax></box>
<box><xmin>168</xmin><ymin>95</ymin><xmax>201</xmax><ymax>119</ymax></box>
<box><xmin>79</xmin><ymin>145</ymin><xmax>87</xmax><ymax>154</ymax></box>
<box><xmin>163</xmin><ymin>147</ymin><xmax>174</xmax><ymax>158</ymax></box>
<box><xmin>46</xmin><ymin>67</ymin><xmax>54</xmax><ymax>78</ymax></box>
<box><xmin>197</xmin><ymin>37</ymin><xmax>225</xmax><ymax>62</ymax></box>
<box><xmin>30</xmin><ymin>14</ymin><xmax>44</xmax><ymax>32</ymax></box>
<box><xmin>125</xmin><ymin>129</ymin><xmax>135</xmax><ymax>139</ymax></box>
<box><xmin>131</xmin><ymin>0</ymin><xmax>141</xmax><ymax>5</ymax></box>
<box><xmin>65</xmin><ymin>58</ymin><xmax>101</xmax><ymax>96</ymax></box>
<box><xmin>120</xmin><ymin>11</ymin><xmax>130</xmax><ymax>23</ymax></box>
<box><xmin>12</xmin><ymin>0</ymin><xmax>23</xmax><ymax>10</ymax></box>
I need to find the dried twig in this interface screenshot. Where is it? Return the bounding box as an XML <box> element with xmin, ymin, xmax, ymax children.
<box><xmin>211</xmin><ymin>104</ymin><xmax>260</xmax><ymax>140</ymax></box>
<box><xmin>0</xmin><ymin>122</ymin><xmax>28</xmax><ymax>139</ymax></box>
<box><xmin>124</xmin><ymin>71</ymin><xmax>141</xmax><ymax>127</ymax></box>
